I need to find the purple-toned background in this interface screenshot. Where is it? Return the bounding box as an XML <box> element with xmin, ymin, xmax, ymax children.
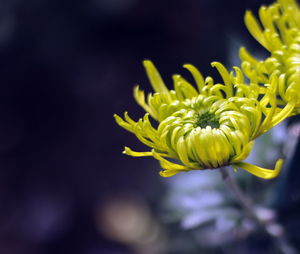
<box><xmin>3</xmin><ymin>0</ymin><xmax>299</xmax><ymax>253</ymax></box>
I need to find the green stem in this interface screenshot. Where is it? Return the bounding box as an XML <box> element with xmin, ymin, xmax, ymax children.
<box><xmin>220</xmin><ymin>167</ymin><xmax>296</xmax><ymax>254</ymax></box>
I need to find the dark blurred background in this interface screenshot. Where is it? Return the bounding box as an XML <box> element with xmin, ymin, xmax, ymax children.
<box><xmin>2</xmin><ymin>0</ymin><xmax>300</xmax><ymax>253</ymax></box>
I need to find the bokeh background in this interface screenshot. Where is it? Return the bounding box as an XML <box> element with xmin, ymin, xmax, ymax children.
<box><xmin>0</xmin><ymin>0</ymin><xmax>299</xmax><ymax>253</ymax></box>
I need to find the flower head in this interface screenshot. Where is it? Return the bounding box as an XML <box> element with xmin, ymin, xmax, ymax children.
<box><xmin>241</xmin><ymin>0</ymin><xmax>300</xmax><ymax>114</ymax></box>
<box><xmin>115</xmin><ymin>60</ymin><xmax>294</xmax><ymax>178</ymax></box>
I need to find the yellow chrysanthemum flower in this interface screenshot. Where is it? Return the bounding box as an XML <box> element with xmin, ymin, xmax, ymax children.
<box><xmin>241</xmin><ymin>0</ymin><xmax>300</xmax><ymax>113</ymax></box>
<box><xmin>114</xmin><ymin>60</ymin><xmax>295</xmax><ymax>178</ymax></box>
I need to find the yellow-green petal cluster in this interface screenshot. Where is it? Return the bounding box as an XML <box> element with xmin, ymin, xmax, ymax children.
<box><xmin>241</xmin><ymin>0</ymin><xmax>300</xmax><ymax>114</ymax></box>
<box><xmin>115</xmin><ymin>60</ymin><xmax>294</xmax><ymax>178</ymax></box>
<box><xmin>114</xmin><ymin>0</ymin><xmax>300</xmax><ymax>179</ymax></box>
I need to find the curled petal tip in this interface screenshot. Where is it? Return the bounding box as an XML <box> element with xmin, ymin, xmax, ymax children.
<box><xmin>113</xmin><ymin>113</ymin><xmax>122</xmax><ymax>123</ymax></box>
<box><xmin>123</xmin><ymin>147</ymin><xmax>154</xmax><ymax>157</ymax></box>
<box><xmin>244</xmin><ymin>10</ymin><xmax>253</xmax><ymax>18</ymax></box>
<box><xmin>182</xmin><ymin>63</ymin><xmax>192</xmax><ymax>68</ymax></box>
<box><xmin>143</xmin><ymin>59</ymin><xmax>152</xmax><ymax>64</ymax></box>
<box><xmin>159</xmin><ymin>170</ymin><xmax>179</xmax><ymax>177</ymax></box>
<box><xmin>210</xmin><ymin>61</ymin><xmax>217</xmax><ymax>66</ymax></box>
<box><xmin>233</xmin><ymin>159</ymin><xmax>284</xmax><ymax>179</ymax></box>
<box><xmin>122</xmin><ymin>146</ymin><xmax>130</xmax><ymax>154</ymax></box>
<box><xmin>159</xmin><ymin>170</ymin><xmax>169</xmax><ymax>177</ymax></box>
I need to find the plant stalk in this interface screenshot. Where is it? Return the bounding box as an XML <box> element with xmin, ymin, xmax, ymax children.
<box><xmin>220</xmin><ymin>167</ymin><xmax>296</xmax><ymax>254</ymax></box>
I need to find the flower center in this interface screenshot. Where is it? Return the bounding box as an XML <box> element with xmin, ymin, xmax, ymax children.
<box><xmin>195</xmin><ymin>112</ymin><xmax>220</xmax><ymax>129</ymax></box>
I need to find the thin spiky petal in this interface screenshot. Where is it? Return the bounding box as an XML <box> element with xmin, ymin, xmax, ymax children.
<box><xmin>233</xmin><ymin>159</ymin><xmax>283</xmax><ymax>179</ymax></box>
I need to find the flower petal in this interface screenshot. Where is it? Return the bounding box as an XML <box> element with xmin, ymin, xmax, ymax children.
<box><xmin>143</xmin><ymin>60</ymin><xmax>170</xmax><ymax>94</ymax></box>
<box><xmin>233</xmin><ymin>159</ymin><xmax>283</xmax><ymax>179</ymax></box>
<box><xmin>122</xmin><ymin>147</ymin><xmax>154</xmax><ymax>157</ymax></box>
